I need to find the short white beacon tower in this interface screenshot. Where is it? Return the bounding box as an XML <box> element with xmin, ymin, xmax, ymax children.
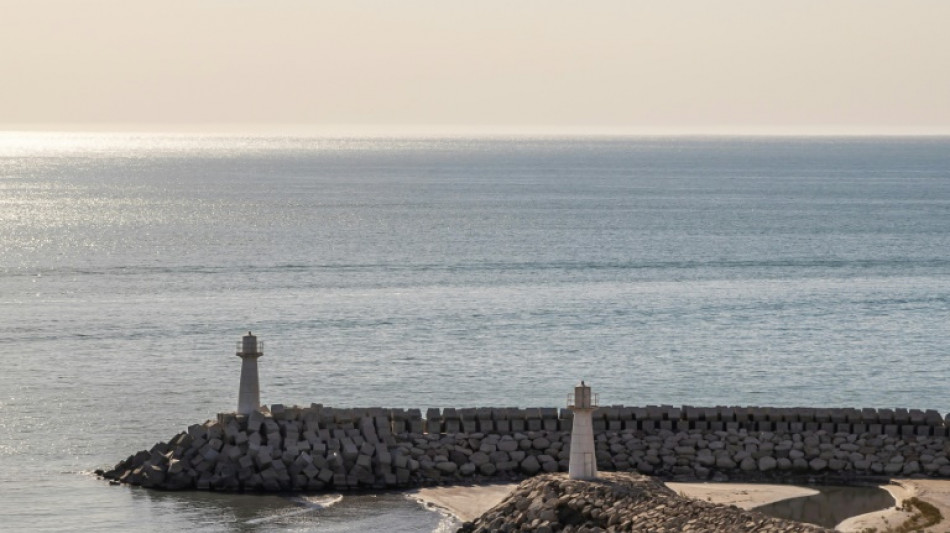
<box><xmin>236</xmin><ymin>331</ymin><xmax>263</xmax><ymax>415</ymax></box>
<box><xmin>567</xmin><ymin>380</ymin><xmax>599</xmax><ymax>480</ymax></box>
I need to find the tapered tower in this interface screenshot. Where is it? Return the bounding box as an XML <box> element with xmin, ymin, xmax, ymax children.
<box><xmin>567</xmin><ymin>380</ymin><xmax>599</xmax><ymax>480</ymax></box>
<box><xmin>236</xmin><ymin>332</ymin><xmax>263</xmax><ymax>415</ymax></box>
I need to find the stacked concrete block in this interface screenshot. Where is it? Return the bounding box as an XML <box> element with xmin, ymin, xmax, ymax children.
<box><xmin>99</xmin><ymin>403</ymin><xmax>950</xmax><ymax>494</ymax></box>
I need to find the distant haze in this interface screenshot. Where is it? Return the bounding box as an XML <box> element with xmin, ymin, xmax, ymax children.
<box><xmin>2</xmin><ymin>0</ymin><xmax>949</xmax><ymax>134</ymax></box>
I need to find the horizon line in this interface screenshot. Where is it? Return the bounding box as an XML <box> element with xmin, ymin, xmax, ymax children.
<box><xmin>3</xmin><ymin>123</ymin><xmax>950</xmax><ymax>138</ymax></box>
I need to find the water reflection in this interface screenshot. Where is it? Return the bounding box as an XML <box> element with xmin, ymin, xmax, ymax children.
<box><xmin>754</xmin><ymin>485</ymin><xmax>894</xmax><ymax>529</ymax></box>
<box><xmin>126</xmin><ymin>488</ymin><xmax>449</xmax><ymax>532</ymax></box>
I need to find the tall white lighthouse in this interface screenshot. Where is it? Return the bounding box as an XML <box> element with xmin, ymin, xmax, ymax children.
<box><xmin>567</xmin><ymin>380</ymin><xmax>599</xmax><ymax>480</ymax></box>
<box><xmin>236</xmin><ymin>331</ymin><xmax>263</xmax><ymax>415</ymax></box>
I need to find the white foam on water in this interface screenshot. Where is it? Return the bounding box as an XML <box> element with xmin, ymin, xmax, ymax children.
<box><xmin>405</xmin><ymin>493</ymin><xmax>463</xmax><ymax>533</ymax></box>
<box><xmin>245</xmin><ymin>493</ymin><xmax>343</xmax><ymax>525</ymax></box>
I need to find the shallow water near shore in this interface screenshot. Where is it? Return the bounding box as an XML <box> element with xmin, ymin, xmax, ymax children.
<box><xmin>2</xmin><ymin>133</ymin><xmax>949</xmax><ymax>531</ymax></box>
<box><xmin>755</xmin><ymin>485</ymin><xmax>896</xmax><ymax>529</ymax></box>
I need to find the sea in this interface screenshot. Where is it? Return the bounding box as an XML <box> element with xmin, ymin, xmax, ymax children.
<box><xmin>1</xmin><ymin>132</ymin><xmax>949</xmax><ymax>531</ymax></box>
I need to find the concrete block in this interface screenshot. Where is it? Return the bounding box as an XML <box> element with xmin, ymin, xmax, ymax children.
<box><xmin>341</xmin><ymin>439</ymin><xmax>359</xmax><ymax>461</ymax></box>
<box><xmin>510</xmin><ymin>418</ymin><xmax>525</xmax><ymax>432</ymax></box>
<box><xmin>894</xmin><ymin>408</ymin><xmax>910</xmax><ymax>425</ymax></box>
<box><xmin>884</xmin><ymin>424</ymin><xmax>899</xmax><ymax>436</ymax></box>
<box><xmin>924</xmin><ymin>409</ymin><xmax>942</xmax><ymax>426</ymax></box>
<box><xmin>683</xmin><ymin>406</ymin><xmax>700</xmax><ymax>421</ymax></box>
<box><xmin>373</xmin><ymin>416</ymin><xmax>393</xmax><ymax>436</ymax></box>
<box><xmin>717</xmin><ymin>407</ymin><xmax>735</xmax><ymax>422</ymax></box>
<box><xmin>359</xmin><ymin>441</ymin><xmax>375</xmax><ymax>457</ymax></box>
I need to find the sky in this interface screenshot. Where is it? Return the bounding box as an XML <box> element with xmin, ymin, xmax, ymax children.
<box><xmin>1</xmin><ymin>0</ymin><xmax>949</xmax><ymax>134</ymax></box>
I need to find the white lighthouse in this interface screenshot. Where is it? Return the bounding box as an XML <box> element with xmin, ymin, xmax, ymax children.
<box><xmin>236</xmin><ymin>331</ymin><xmax>263</xmax><ymax>415</ymax></box>
<box><xmin>567</xmin><ymin>380</ymin><xmax>599</xmax><ymax>480</ymax></box>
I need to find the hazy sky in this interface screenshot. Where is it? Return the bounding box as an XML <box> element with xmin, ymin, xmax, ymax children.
<box><xmin>2</xmin><ymin>0</ymin><xmax>949</xmax><ymax>133</ymax></box>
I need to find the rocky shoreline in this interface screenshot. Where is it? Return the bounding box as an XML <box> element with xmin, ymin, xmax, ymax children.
<box><xmin>97</xmin><ymin>403</ymin><xmax>950</xmax><ymax>492</ymax></box>
<box><xmin>457</xmin><ymin>472</ymin><xmax>831</xmax><ymax>533</ymax></box>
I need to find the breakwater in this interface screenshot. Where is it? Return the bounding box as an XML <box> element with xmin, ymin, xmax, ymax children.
<box><xmin>98</xmin><ymin>404</ymin><xmax>950</xmax><ymax>492</ymax></box>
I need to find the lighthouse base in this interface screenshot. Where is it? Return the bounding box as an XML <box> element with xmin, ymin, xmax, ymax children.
<box><xmin>568</xmin><ymin>409</ymin><xmax>597</xmax><ymax>480</ymax></box>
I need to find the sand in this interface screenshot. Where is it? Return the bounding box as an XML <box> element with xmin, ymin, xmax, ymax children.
<box><xmin>410</xmin><ymin>483</ymin><xmax>518</xmax><ymax>523</ymax></box>
<box><xmin>666</xmin><ymin>481</ymin><xmax>818</xmax><ymax>509</ymax></box>
<box><xmin>837</xmin><ymin>478</ymin><xmax>950</xmax><ymax>533</ymax></box>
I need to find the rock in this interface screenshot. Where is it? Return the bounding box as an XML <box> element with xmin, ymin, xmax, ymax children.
<box><xmin>435</xmin><ymin>461</ymin><xmax>457</xmax><ymax>474</ymax></box>
<box><xmin>758</xmin><ymin>456</ymin><xmax>777</xmax><ymax>472</ymax></box>
<box><xmin>479</xmin><ymin>463</ymin><xmax>497</xmax><ymax>476</ymax></box>
<box><xmin>715</xmin><ymin>456</ymin><xmax>737</xmax><ymax>469</ymax></box>
<box><xmin>520</xmin><ymin>455</ymin><xmax>541</xmax><ymax>475</ymax></box>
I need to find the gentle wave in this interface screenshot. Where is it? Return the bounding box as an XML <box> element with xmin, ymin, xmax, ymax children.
<box><xmin>6</xmin><ymin>257</ymin><xmax>950</xmax><ymax>278</ymax></box>
<box><xmin>244</xmin><ymin>493</ymin><xmax>344</xmax><ymax>525</ymax></box>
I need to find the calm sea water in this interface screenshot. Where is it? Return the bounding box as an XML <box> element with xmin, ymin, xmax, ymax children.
<box><xmin>1</xmin><ymin>133</ymin><xmax>949</xmax><ymax>531</ymax></box>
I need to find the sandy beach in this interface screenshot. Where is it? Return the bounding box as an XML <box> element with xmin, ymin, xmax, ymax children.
<box><xmin>412</xmin><ymin>478</ymin><xmax>950</xmax><ymax>531</ymax></box>
<box><xmin>411</xmin><ymin>483</ymin><xmax>519</xmax><ymax>523</ymax></box>
<box><xmin>412</xmin><ymin>481</ymin><xmax>820</xmax><ymax>524</ymax></box>
<box><xmin>666</xmin><ymin>481</ymin><xmax>818</xmax><ymax>509</ymax></box>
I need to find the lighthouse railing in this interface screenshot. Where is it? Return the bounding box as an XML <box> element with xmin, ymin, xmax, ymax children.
<box><xmin>236</xmin><ymin>341</ymin><xmax>264</xmax><ymax>353</ymax></box>
<box><xmin>566</xmin><ymin>392</ymin><xmax>599</xmax><ymax>409</ymax></box>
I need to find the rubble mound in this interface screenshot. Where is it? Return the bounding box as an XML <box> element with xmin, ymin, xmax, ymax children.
<box><xmin>458</xmin><ymin>472</ymin><xmax>830</xmax><ymax>533</ymax></box>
